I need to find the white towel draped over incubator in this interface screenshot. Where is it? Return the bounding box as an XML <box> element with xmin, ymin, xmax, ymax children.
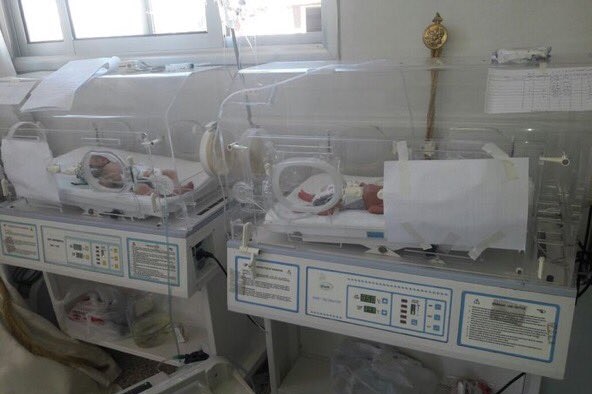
<box><xmin>214</xmin><ymin>60</ymin><xmax>592</xmax><ymax>284</ymax></box>
<box><xmin>1</xmin><ymin>67</ymin><xmax>232</xmax><ymax>225</ymax></box>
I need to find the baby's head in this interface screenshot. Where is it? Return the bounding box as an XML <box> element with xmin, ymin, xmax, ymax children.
<box><xmin>89</xmin><ymin>155</ymin><xmax>111</xmax><ymax>168</ymax></box>
<box><xmin>87</xmin><ymin>155</ymin><xmax>123</xmax><ymax>188</ymax></box>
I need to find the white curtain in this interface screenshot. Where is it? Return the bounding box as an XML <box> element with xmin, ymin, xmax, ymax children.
<box><xmin>0</xmin><ymin>28</ymin><xmax>15</xmax><ymax>77</ymax></box>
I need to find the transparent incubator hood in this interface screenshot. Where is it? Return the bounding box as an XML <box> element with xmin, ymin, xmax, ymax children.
<box><xmin>1</xmin><ymin>67</ymin><xmax>234</xmax><ymax>228</ymax></box>
<box><xmin>214</xmin><ymin>60</ymin><xmax>592</xmax><ymax>285</ymax></box>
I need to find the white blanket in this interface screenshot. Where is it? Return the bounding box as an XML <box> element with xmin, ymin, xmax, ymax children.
<box><xmin>0</xmin><ymin>277</ymin><xmax>119</xmax><ymax>394</ymax></box>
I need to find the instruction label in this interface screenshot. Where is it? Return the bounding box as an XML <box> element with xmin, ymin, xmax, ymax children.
<box><xmin>458</xmin><ymin>292</ymin><xmax>558</xmax><ymax>362</ymax></box>
<box><xmin>128</xmin><ymin>239</ymin><xmax>179</xmax><ymax>286</ymax></box>
<box><xmin>0</xmin><ymin>221</ymin><xmax>39</xmax><ymax>260</ymax></box>
<box><xmin>235</xmin><ymin>257</ymin><xmax>299</xmax><ymax>312</ymax></box>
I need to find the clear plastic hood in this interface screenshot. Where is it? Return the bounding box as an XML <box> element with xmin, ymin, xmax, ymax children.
<box><xmin>1</xmin><ymin>66</ymin><xmax>235</xmax><ymax>230</ymax></box>
<box><xmin>214</xmin><ymin>59</ymin><xmax>592</xmax><ymax>286</ymax></box>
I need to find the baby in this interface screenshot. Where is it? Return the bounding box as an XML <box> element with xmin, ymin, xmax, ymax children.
<box><xmin>298</xmin><ymin>182</ymin><xmax>384</xmax><ymax>215</ymax></box>
<box><xmin>87</xmin><ymin>154</ymin><xmax>194</xmax><ymax>196</ymax></box>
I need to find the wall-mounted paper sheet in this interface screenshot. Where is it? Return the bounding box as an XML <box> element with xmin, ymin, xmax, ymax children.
<box><xmin>383</xmin><ymin>158</ymin><xmax>529</xmax><ymax>254</ymax></box>
<box><xmin>20</xmin><ymin>57</ymin><xmax>120</xmax><ymax>112</ymax></box>
<box><xmin>0</xmin><ymin>79</ymin><xmax>38</xmax><ymax>105</ymax></box>
<box><xmin>485</xmin><ymin>67</ymin><xmax>592</xmax><ymax>113</ymax></box>
<box><xmin>1</xmin><ymin>138</ymin><xmax>60</xmax><ymax>204</ymax></box>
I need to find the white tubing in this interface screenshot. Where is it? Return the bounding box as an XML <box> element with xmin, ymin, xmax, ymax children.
<box><xmin>271</xmin><ymin>157</ymin><xmax>344</xmax><ymax>214</ymax></box>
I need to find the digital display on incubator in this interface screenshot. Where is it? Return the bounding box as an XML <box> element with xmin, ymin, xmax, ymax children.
<box><xmin>360</xmin><ymin>294</ymin><xmax>376</xmax><ymax>304</ymax></box>
<box><xmin>363</xmin><ymin>306</ymin><xmax>377</xmax><ymax>314</ymax></box>
<box><xmin>73</xmin><ymin>244</ymin><xmax>82</xmax><ymax>251</ymax></box>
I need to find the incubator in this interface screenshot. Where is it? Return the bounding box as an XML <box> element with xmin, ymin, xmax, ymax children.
<box><xmin>223</xmin><ymin>60</ymin><xmax>592</xmax><ymax>388</ymax></box>
<box><xmin>214</xmin><ymin>60</ymin><xmax>592</xmax><ymax>285</ymax></box>
<box><xmin>0</xmin><ymin>67</ymin><xmax>265</xmax><ymax>377</ymax></box>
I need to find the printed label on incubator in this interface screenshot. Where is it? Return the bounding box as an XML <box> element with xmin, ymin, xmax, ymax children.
<box><xmin>458</xmin><ymin>292</ymin><xmax>558</xmax><ymax>362</ymax></box>
<box><xmin>235</xmin><ymin>257</ymin><xmax>299</xmax><ymax>312</ymax></box>
<box><xmin>128</xmin><ymin>239</ymin><xmax>179</xmax><ymax>286</ymax></box>
<box><xmin>0</xmin><ymin>221</ymin><xmax>39</xmax><ymax>260</ymax></box>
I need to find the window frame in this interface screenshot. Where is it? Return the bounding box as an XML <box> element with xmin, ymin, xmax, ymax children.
<box><xmin>9</xmin><ymin>0</ymin><xmax>226</xmax><ymax>57</ymax></box>
<box><xmin>2</xmin><ymin>0</ymin><xmax>339</xmax><ymax>72</ymax></box>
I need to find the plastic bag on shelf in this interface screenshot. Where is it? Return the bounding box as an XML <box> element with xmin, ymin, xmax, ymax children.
<box><xmin>448</xmin><ymin>378</ymin><xmax>492</xmax><ymax>394</ymax></box>
<box><xmin>331</xmin><ymin>339</ymin><xmax>438</xmax><ymax>394</ymax></box>
<box><xmin>62</xmin><ymin>284</ymin><xmax>129</xmax><ymax>342</ymax></box>
<box><xmin>127</xmin><ymin>293</ymin><xmax>172</xmax><ymax>348</ymax></box>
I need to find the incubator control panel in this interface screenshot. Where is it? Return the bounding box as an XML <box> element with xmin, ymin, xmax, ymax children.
<box><xmin>44</xmin><ymin>226</ymin><xmax>123</xmax><ymax>275</ymax></box>
<box><xmin>307</xmin><ymin>267</ymin><xmax>451</xmax><ymax>342</ymax></box>
<box><xmin>0</xmin><ymin>213</ymin><xmax>196</xmax><ymax>297</ymax></box>
<box><xmin>229</xmin><ymin>246</ymin><xmax>575</xmax><ymax>379</ymax></box>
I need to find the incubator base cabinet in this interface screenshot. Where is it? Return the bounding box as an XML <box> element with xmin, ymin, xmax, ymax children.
<box><xmin>0</xmin><ymin>196</ymin><xmax>224</xmax><ymax>298</ymax></box>
<box><xmin>0</xmin><ymin>201</ymin><xmax>265</xmax><ymax>370</ymax></box>
<box><xmin>227</xmin><ymin>239</ymin><xmax>575</xmax><ymax>392</ymax></box>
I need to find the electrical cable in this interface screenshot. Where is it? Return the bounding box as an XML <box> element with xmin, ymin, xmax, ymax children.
<box><xmin>247</xmin><ymin>314</ymin><xmax>265</xmax><ymax>331</ymax></box>
<box><xmin>494</xmin><ymin>372</ymin><xmax>525</xmax><ymax>394</ymax></box>
<box><xmin>576</xmin><ymin>206</ymin><xmax>592</xmax><ymax>302</ymax></box>
<box><xmin>194</xmin><ymin>249</ymin><xmax>265</xmax><ymax>332</ymax></box>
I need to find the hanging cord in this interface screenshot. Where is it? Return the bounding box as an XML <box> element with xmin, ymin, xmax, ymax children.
<box><xmin>0</xmin><ymin>276</ymin><xmax>110</xmax><ymax>371</ymax></box>
<box><xmin>230</xmin><ymin>28</ymin><xmax>242</xmax><ymax>70</ymax></box>
<box><xmin>229</xmin><ymin>27</ymin><xmax>255</xmax><ymax>128</ymax></box>
<box><xmin>161</xmin><ymin>197</ymin><xmax>182</xmax><ymax>357</ymax></box>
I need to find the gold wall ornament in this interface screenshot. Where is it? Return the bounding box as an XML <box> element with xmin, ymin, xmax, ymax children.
<box><xmin>423</xmin><ymin>12</ymin><xmax>448</xmax><ymax>58</ymax></box>
<box><xmin>423</xmin><ymin>12</ymin><xmax>448</xmax><ymax>146</ymax></box>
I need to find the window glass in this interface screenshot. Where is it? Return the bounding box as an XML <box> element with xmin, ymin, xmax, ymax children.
<box><xmin>237</xmin><ymin>0</ymin><xmax>321</xmax><ymax>36</ymax></box>
<box><xmin>67</xmin><ymin>0</ymin><xmax>148</xmax><ymax>39</ymax></box>
<box><xmin>20</xmin><ymin>0</ymin><xmax>63</xmax><ymax>42</ymax></box>
<box><xmin>149</xmin><ymin>0</ymin><xmax>207</xmax><ymax>35</ymax></box>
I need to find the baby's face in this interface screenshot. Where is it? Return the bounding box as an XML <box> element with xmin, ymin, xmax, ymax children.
<box><xmin>89</xmin><ymin>155</ymin><xmax>111</xmax><ymax>168</ymax></box>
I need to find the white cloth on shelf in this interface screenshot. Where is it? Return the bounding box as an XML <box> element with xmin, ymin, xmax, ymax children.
<box><xmin>20</xmin><ymin>57</ymin><xmax>120</xmax><ymax>112</ymax></box>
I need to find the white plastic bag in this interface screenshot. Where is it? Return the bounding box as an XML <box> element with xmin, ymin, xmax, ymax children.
<box><xmin>62</xmin><ymin>285</ymin><xmax>129</xmax><ymax>342</ymax></box>
<box><xmin>331</xmin><ymin>339</ymin><xmax>438</xmax><ymax>394</ymax></box>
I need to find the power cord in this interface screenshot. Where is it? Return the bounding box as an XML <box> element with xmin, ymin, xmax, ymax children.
<box><xmin>173</xmin><ymin>350</ymin><xmax>209</xmax><ymax>364</ymax></box>
<box><xmin>194</xmin><ymin>249</ymin><xmax>227</xmax><ymax>276</ymax></box>
<box><xmin>494</xmin><ymin>372</ymin><xmax>525</xmax><ymax>394</ymax></box>
<box><xmin>194</xmin><ymin>249</ymin><xmax>265</xmax><ymax>332</ymax></box>
<box><xmin>576</xmin><ymin>206</ymin><xmax>592</xmax><ymax>302</ymax></box>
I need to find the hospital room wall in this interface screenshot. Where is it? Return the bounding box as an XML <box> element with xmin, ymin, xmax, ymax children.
<box><xmin>338</xmin><ymin>0</ymin><xmax>592</xmax><ymax>61</ymax></box>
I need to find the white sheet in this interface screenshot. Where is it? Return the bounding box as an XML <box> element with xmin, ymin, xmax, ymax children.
<box><xmin>52</xmin><ymin>146</ymin><xmax>211</xmax><ymax>217</ymax></box>
<box><xmin>0</xmin><ymin>277</ymin><xmax>119</xmax><ymax>394</ymax></box>
<box><xmin>21</xmin><ymin>57</ymin><xmax>120</xmax><ymax>112</ymax></box>
<box><xmin>2</xmin><ymin>137</ymin><xmax>61</xmax><ymax>204</ymax></box>
<box><xmin>383</xmin><ymin>158</ymin><xmax>529</xmax><ymax>253</ymax></box>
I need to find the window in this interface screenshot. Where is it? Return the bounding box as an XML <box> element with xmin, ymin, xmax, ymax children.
<box><xmin>234</xmin><ymin>0</ymin><xmax>322</xmax><ymax>36</ymax></box>
<box><xmin>6</xmin><ymin>0</ymin><xmax>329</xmax><ymax>62</ymax></box>
<box><xmin>67</xmin><ymin>0</ymin><xmax>207</xmax><ymax>39</ymax></box>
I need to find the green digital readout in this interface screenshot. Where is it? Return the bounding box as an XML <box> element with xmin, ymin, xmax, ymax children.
<box><xmin>363</xmin><ymin>305</ymin><xmax>377</xmax><ymax>314</ymax></box>
<box><xmin>360</xmin><ymin>294</ymin><xmax>376</xmax><ymax>304</ymax></box>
